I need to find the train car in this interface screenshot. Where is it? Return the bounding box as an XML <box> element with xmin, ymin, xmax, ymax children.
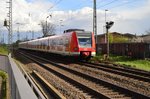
<box><xmin>19</xmin><ymin>29</ymin><xmax>96</xmax><ymax>60</ymax></box>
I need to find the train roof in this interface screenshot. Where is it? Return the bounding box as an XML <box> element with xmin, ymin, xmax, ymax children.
<box><xmin>64</xmin><ymin>29</ymin><xmax>84</xmax><ymax>33</ymax></box>
<box><xmin>19</xmin><ymin>29</ymin><xmax>92</xmax><ymax>44</ymax></box>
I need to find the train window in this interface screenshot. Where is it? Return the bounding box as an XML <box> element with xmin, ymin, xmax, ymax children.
<box><xmin>52</xmin><ymin>39</ymin><xmax>56</xmax><ymax>45</ymax></box>
<box><xmin>59</xmin><ymin>39</ymin><xmax>63</xmax><ymax>45</ymax></box>
<box><xmin>78</xmin><ymin>37</ymin><xmax>92</xmax><ymax>48</ymax></box>
<box><xmin>43</xmin><ymin>40</ymin><xmax>47</xmax><ymax>46</ymax></box>
<box><xmin>65</xmin><ymin>39</ymin><xmax>69</xmax><ymax>45</ymax></box>
<box><xmin>44</xmin><ymin>39</ymin><xmax>48</xmax><ymax>46</ymax></box>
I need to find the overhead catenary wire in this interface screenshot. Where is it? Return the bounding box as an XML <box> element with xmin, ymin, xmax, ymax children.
<box><xmin>48</xmin><ymin>0</ymin><xmax>63</xmax><ymax>10</ymax></box>
<box><xmin>97</xmin><ymin>0</ymin><xmax>119</xmax><ymax>9</ymax></box>
<box><xmin>107</xmin><ymin>0</ymin><xmax>141</xmax><ymax>9</ymax></box>
<box><xmin>71</xmin><ymin>0</ymin><xmax>93</xmax><ymax>10</ymax></box>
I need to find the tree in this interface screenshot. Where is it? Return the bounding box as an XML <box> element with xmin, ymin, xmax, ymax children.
<box><xmin>40</xmin><ymin>21</ymin><xmax>56</xmax><ymax>37</ymax></box>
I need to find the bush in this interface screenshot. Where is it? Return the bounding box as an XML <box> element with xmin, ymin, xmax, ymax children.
<box><xmin>0</xmin><ymin>44</ymin><xmax>9</xmax><ymax>55</ymax></box>
<box><xmin>0</xmin><ymin>71</ymin><xmax>7</xmax><ymax>99</ymax></box>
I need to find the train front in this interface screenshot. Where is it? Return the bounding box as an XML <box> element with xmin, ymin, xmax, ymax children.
<box><xmin>71</xmin><ymin>31</ymin><xmax>96</xmax><ymax>60</ymax></box>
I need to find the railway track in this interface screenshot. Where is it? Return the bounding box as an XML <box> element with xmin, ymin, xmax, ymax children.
<box><xmin>79</xmin><ymin>61</ymin><xmax>150</xmax><ymax>82</ymax></box>
<box><xmin>15</xmin><ymin>54</ymin><xmax>65</xmax><ymax>99</ymax></box>
<box><xmin>31</xmin><ymin>70</ymin><xmax>66</xmax><ymax>99</ymax></box>
<box><xmin>31</xmin><ymin>50</ymin><xmax>150</xmax><ymax>83</ymax></box>
<box><xmin>24</xmin><ymin>50</ymin><xmax>150</xmax><ymax>82</ymax></box>
<box><xmin>18</xmin><ymin>51</ymin><xmax>150</xmax><ymax>99</ymax></box>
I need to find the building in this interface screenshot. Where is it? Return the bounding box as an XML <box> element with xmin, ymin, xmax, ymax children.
<box><xmin>142</xmin><ymin>35</ymin><xmax>150</xmax><ymax>43</ymax></box>
<box><xmin>131</xmin><ymin>36</ymin><xmax>143</xmax><ymax>43</ymax></box>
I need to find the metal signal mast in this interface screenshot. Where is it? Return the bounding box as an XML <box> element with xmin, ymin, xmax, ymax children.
<box><xmin>4</xmin><ymin>0</ymin><xmax>13</xmax><ymax>55</ymax></box>
<box><xmin>4</xmin><ymin>0</ymin><xmax>13</xmax><ymax>45</ymax></box>
<box><xmin>8</xmin><ymin>0</ymin><xmax>13</xmax><ymax>45</ymax></box>
<box><xmin>93</xmin><ymin>0</ymin><xmax>97</xmax><ymax>44</ymax></box>
<box><xmin>93</xmin><ymin>0</ymin><xmax>97</xmax><ymax>54</ymax></box>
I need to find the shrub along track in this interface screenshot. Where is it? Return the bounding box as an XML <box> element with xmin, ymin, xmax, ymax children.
<box><xmin>15</xmin><ymin>50</ymin><xmax>150</xmax><ymax>99</ymax></box>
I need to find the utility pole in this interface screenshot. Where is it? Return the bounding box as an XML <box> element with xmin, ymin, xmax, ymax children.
<box><xmin>4</xmin><ymin>0</ymin><xmax>13</xmax><ymax>54</ymax></box>
<box><xmin>93</xmin><ymin>0</ymin><xmax>97</xmax><ymax>54</ymax></box>
<box><xmin>3</xmin><ymin>33</ymin><xmax>4</xmax><ymax>44</ymax></box>
<box><xmin>16</xmin><ymin>23</ymin><xmax>24</xmax><ymax>41</ymax></box>
<box><xmin>32</xmin><ymin>31</ymin><xmax>34</xmax><ymax>39</ymax></box>
<box><xmin>46</xmin><ymin>16</ymin><xmax>48</xmax><ymax>35</ymax></box>
<box><xmin>16</xmin><ymin>23</ymin><xmax>20</xmax><ymax>41</ymax></box>
<box><xmin>93</xmin><ymin>0</ymin><xmax>97</xmax><ymax>43</ymax></box>
<box><xmin>59</xmin><ymin>20</ymin><xmax>63</xmax><ymax>33</ymax></box>
<box><xmin>7</xmin><ymin>0</ymin><xmax>13</xmax><ymax>46</ymax></box>
<box><xmin>106</xmin><ymin>21</ymin><xmax>114</xmax><ymax>59</ymax></box>
<box><xmin>106</xmin><ymin>26</ymin><xmax>109</xmax><ymax>57</ymax></box>
<box><xmin>105</xmin><ymin>9</ymin><xmax>108</xmax><ymax>43</ymax></box>
<box><xmin>17</xmin><ymin>29</ymin><xmax>19</xmax><ymax>41</ymax></box>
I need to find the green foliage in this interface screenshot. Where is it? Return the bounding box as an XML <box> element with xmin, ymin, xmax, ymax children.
<box><xmin>108</xmin><ymin>55</ymin><xmax>150</xmax><ymax>71</ymax></box>
<box><xmin>92</xmin><ymin>55</ymin><xmax>150</xmax><ymax>71</ymax></box>
<box><xmin>0</xmin><ymin>70</ymin><xmax>7</xmax><ymax>99</ymax></box>
<box><xmin>117</xmin><ymin>60</ymin><xmax>150</xmax><ymax>71</ymax></box>
<box><xmin>113</xmin><ymin>36</ymin><xmax>128</xmax><ymax>43</ymax></box>
<box><xmin>109</xmin><ymin>33</ymin><xmax>129</xmax><ymax>43</ymax></box>
<box><xmin>0</xmin><ymin>44</ymin><xmax>9</xmax><ymax>55</ymax></box>
<box><xmin>91</xmin><ymin>55</ymin><xmax>103</xmax><ymax>62</ymax></box>
<box><xmin>109</xmin><ymin>33</ymin><xmax>113</xmax><ymax>43</ymax></box>
<box><xmin>0</xmin><ymin>71</ymin><xmax>7</xmax><ymax>80</ymax></box>
<box><xmin>1</xmin><ymin>80</ymin><xmax>7</xmax><ymax>99</ymax></box>
<box><xmin>109</xmin><ymin>55</ymin><xmax>131</xmax><ymax>61</ymax></box>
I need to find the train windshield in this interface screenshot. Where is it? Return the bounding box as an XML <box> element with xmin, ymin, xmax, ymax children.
<box><xmin>77</xmin><ymin>33</ymin><xmax>92</xmax><ymax>48</ymax></box>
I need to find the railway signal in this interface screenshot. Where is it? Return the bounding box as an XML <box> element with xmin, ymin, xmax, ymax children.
<box><xmin>4</xmin><ymin>19</ymin><xmax>8</xmax><ymax>27</ymax></box>
<box><xmin>106</xmin><ymin>21</ymin><xmax>114</xmax><ymax>29</ymax></box>
<box><xmin>106</xmin><ymin>21</ymin><xmax>114</xmax><ymax>59</ymax></box>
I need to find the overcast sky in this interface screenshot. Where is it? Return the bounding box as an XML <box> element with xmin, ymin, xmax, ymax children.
<box><xmin>0</xmin><ymin>0</ymin><xmax>150</xmax><ymax>42</ymax></box>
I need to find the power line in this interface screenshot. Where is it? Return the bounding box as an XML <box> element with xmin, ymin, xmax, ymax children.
<box><xmin>48</xmin><ymin>0</ymin><xmax>63</xmax><ymax>10</ymax></box>
<box><xmin>97</xmin><ymin>0</ymin><xmax>119</xmax><ymax>8</ymax></box>
<box><xmin>73</xmin><ymin>0</ymin><xmax>93</xmax><ymax>9</ymax></box>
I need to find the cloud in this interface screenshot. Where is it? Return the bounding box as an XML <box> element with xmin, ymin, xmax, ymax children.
<box><xmin>49</xmin><ymin>7</ymin><xmax>94</xmax><ymax>34</ymax></box>
<box><xmin>0</xmin><ymin>0</ymin><xmax>53</xmax><ymax>32</ymax></box>
<box><xmin>50</xmin><ymin>0</ymin><xmax>150</xmax><ymax>35</ymax></box>
<box><xmin>1</xmin><ymin>0</ymin><xmax>150</xmax><ymax>39</ymax></box>
<box><xmin>110</xmin><ymin>0</ymin><xmax>150</xmax><ymax>34</ymax></box>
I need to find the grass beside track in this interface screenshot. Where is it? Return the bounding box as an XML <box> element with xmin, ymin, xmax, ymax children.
<box><xmin>116</xmin><ymin>59</ymin><xmax>150</xmax><ymax>71</ymax></box>
<box><xmin>0</xmin><ymin>45</ymin><xmax>8</xmax><ymax>55</ymax></box>
<box><xmin>92</xmin><ymin>55</ymin><xmax>150</xmax><ymax>71</ymax></box>
<box><xmin>0</xmin><ymin>70</ymin><xmax>7</xmax><ymax>99</ymax></box>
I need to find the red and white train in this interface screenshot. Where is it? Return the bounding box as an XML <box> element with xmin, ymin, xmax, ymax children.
<box><xmin>19</xmin><ymin>29</ymin><xmax>96</xmax><ymax>60</ymax></box>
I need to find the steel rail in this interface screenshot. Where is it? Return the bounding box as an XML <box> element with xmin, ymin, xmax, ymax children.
<box><xmin>20</xmin><ymin>52</ymin><xmax>150</xmax><ymax>99</ymax></box>
<box><xmin>81</xmin><ymin>62</ymin><xmax>150</xmax><ymax>82</ymax></box>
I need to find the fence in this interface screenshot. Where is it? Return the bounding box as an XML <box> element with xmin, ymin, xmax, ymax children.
<box><xmin>0</xmin><ymin>54</ymin><xmax>46</xmax><ymax>99</ymax></box>
<box><xmin>97</xmin><ymin>43</ymin><xmax>150</xmax><ymax>58</ymax></box>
